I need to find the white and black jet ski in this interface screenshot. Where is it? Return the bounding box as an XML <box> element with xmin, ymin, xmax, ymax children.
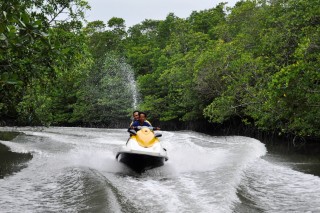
<box><xmin>116</xmin><ymin>126</ymin><xmax>168</xmax><ymax>172</ymax></box>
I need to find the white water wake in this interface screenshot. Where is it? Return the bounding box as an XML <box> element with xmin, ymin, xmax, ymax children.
<box><xmin>0</xmin><ymin>127</ymin><xmax>319</xmax><ymax>212</ymax></box>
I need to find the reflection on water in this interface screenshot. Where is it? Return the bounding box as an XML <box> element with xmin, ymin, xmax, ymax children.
<box><xmin>265</xmin><ymin>144</ymin><xmax>320</xmax><ymax>177</ymax></box>
<box><xmin>0</xmin><ymin>131</ymin><xmax>33</xmax><ymax>179</ymax></box>
<box><xmin>0</xmin><ymin>131</ymin><xmax>20</xmax><ymax>141</ymax></box>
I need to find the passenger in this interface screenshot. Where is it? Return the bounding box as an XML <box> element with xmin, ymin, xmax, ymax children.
<box><xmin>129</xmin><ymin>110</ymin><xmax>140</xmax><ymax>127</ymax></box>
<box><xmin>131</xmin><ymin>112</ymin><xmax>160</xmax><ymax>131</ymax></box>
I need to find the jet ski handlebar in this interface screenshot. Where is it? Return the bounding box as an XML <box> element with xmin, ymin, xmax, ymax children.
<box><xmin>135</xmin><ymin>126</ymin><xmax>155</xmax><ymax>130</ymax></box>
<box><xmin>129</xmin><ymin>126</ymin><xmax>162</xmax><ymax>137</ymax></box>
<box><xmin>135</xmin><ymin>126</ymin><xmax>161</xmax><ymax>131</ymax></box>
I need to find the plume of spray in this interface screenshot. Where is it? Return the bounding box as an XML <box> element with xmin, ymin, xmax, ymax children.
<box><xmin>122</xmin><ymin>61</ymin><xmax>139</xmax><ymax>109</ymax></box>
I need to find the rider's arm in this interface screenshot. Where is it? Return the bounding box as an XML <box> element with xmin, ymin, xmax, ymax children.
<box><xmin>145</xmin><ymin>122</ymin><xmax>160</xmax><ymax>130</ymax></box>
<box><xmin>130</xmin><ymin>121</ymin><xmax>140</xmax><ymax>129</ymax></box>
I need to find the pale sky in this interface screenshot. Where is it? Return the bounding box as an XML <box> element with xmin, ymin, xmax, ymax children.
<box><xmin>85</xmin><ymin>0</ymin><xmax>239</xmax><ymax>28</ymax></box>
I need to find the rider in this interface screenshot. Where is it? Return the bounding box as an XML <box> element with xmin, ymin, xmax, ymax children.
<box><xmin>129</xmin><ymin>111</ymin><xmax>152</xmax><ymax>127</ymax></box>
<box><xmin>131</xmin><ymin>112</ymin><xmax>160</xmax><ymax>131</ymax></box>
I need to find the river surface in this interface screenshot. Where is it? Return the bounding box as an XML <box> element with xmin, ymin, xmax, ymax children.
<box><xmin>0</xmin><ymin>127</ymin><xmax>319</xmax><ymax>212</ymax></box>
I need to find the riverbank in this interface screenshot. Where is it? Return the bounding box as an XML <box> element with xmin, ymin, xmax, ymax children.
<box><xmin>153</xmin><ymin>119</ymin><xmax>320</xmax><ymax>156</ymax></box>
<box><xmin>0</xmin><ymin>131</ymin><xmax>33</xmax><ymax>179</ymax></box>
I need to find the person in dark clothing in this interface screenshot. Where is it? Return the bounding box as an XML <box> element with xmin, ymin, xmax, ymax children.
<box><xmin>129</xmin><ymin>111</ymin><xmax>151</xmax><ymax>127</ymax></box>
<box><xmin>131</xmin><ymin>112</ymin><xmax>160</xmax><ymax>131</ymax></box>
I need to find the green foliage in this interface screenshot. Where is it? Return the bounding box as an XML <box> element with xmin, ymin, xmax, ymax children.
<box><xmin>199</xmin><ymin>0</ymin><xmax>320</xmax><ymax>136</ymax></box>
<box><xmin>125</xmin><ymin>19</ymin><xmax>161</xmax><ymax>75</ymax></box>
<box><xmin>135</xmin><ymin>16</ymin><xmax>211</xmax><ymax>122</ymax></box>
<box><xmin>73</xmin><ymin>54</ymin><xmax>135</xmax><ymax>125</ymax></box>
<box><xmin>108</xmin><ymin>17</ymin><xmax>126</xmax><ymax>29</ymax></box>
<box><xmin>1</xmin><ymin>0</ymin><xmax>319</xmax><ymax>138</ymax></box>
<box><xmin>188</xmin><ymin>2</ymin><xmax>226</xmax><ymax>34</ymax></box>
<box><xmin>71</xmin><ymin>18</ymin><xmax>137</xmax><ymax>126</ymax></box>
<box><xmin>126</xmin><ymin>0</ymin><xmax>320</xmax><ymax>137</ymax></box>
<box><xmin>247</xmin><ymin>28</ymin><xmax>320</xmax><ymax>136</ymax></box>
<box><xmin>0</xmin><ymin>0</ymin><xmax>91</xmax><ymax>125</ymax></box>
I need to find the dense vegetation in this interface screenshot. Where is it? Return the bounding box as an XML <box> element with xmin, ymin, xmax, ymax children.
<box><xmin>0</xmin><ymin>0</ymin><xmax>319</xmax><ymax>138</ymax></box>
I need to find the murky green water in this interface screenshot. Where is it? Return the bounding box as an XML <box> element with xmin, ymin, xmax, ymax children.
<box><xmin>0</xmin><ymin>132</ymin><xmax>32</xmax><ymax>178</ymax></box>
<box><xmin>264</xmin><ymin>145</ymin><xmax>320</xmax><ymax>177</ymax></box>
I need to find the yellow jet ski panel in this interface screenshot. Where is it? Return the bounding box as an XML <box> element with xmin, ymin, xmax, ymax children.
<box><xmin>131</xmin><ymin>127</ymin><xmax>159</xmax><ymax>148</ymax></box>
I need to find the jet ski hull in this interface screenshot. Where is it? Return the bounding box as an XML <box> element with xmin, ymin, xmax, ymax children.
<box><xmin>116</xmin><ymin>128</ymin><xmax>168</xmax><ymax>173</ymax></box>
<box><xmin>117</xmin><ymin>152</ymin><xmax>165</xmax><ymax>173</ymax></box>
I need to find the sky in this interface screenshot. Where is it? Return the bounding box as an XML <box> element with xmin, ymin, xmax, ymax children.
<box><xmin>85</xmin><ymin>0</ymin><xmax>239</xmax><ymax>28</ymax></box>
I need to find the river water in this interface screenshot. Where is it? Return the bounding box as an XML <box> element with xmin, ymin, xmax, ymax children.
<box><xmin>0</xmin><ymin>127</ymin><xmax>319</xmax><ymax>212</ymax></box>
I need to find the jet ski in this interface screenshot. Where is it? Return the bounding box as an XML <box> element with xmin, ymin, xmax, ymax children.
<box><xmin>116</xmin><ymin>126</ymin><xmax>168</xmax><ymax>172</ymax></box>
